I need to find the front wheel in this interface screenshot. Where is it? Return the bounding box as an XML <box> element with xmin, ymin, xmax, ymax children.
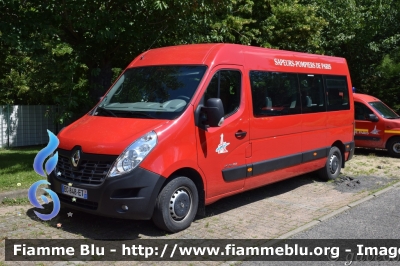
<box><xmin>387</xmin><ymin>138</ymin><xmax>400</xmax><ymax>158</ymax></box>
<box><xmin>152</xmin><ymin>176</ymin><xmax>198</xmax><ymax>233</ymax></box>
<box><xmin>318</xmin><ymin>146</ymin><xmax>342</xmax><ymax>181</ymax></box>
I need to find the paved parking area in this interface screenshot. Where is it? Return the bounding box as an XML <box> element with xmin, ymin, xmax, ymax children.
<box><xmin>0</xmin><ymin>175</ymin><xmax>368</xmax><ymax>240</ymax></box>
<box><xmin>1</xmin><ymin>175</ymin><xmax>396</xmax><ymax>265</ymax></box>
<box><xmin>1</xmin><ymin>150</ymin><xmax>399</xmax><ymax>265</ymax></box>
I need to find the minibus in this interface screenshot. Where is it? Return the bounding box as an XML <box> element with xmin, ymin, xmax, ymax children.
<box><xmin>354</xmin><ymin>93</ymin><xmax>400</xmax><ymax>157</ymax></box>
<box><xmin>49</xmin><ymin>43</ymin><xmax>355</xmax><ymax>232</ymax></box>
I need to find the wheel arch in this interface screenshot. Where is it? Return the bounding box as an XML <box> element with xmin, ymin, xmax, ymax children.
<box><xmin>164</xmin><ymin>167</ymin><xmax>206</xmax><ymax>217</ymax></box>
<box><xmin>385</xmin><ymin>136</ymin><xmax>400</xmax><ymax>157</ymax></box>
<box><xmin>332</xmin><ymin>140</ymin><xmax>345</xmax><ymax>167</ymax></box>
<box><xmin>385</xmin><ymin>135</ymin><xmax>400</xmax><ymax>150</ymax></box>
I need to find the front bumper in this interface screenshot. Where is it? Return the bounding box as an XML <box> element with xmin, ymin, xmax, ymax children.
<box><xmin>48</xmin><ymin>166</ymin><xmax>166</xmax><ymax>220</ymax></box>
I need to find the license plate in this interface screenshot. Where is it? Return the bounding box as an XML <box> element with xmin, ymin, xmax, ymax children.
<box><xmin>61</xmin><ymin>184</ymin><xmax>88</xmax><ymax>199</ymax></box>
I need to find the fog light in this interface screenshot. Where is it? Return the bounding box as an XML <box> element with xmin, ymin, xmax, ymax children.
<box><xmin>121</xmin><ymin>205</ymin><xmax>128</xmax><ymax>211</ymax></box>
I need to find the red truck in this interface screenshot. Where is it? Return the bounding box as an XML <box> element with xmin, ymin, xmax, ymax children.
<box><xmin>354</xmin><ymin>93</ymin><xmax>400</xmax><ymax>157</ymax></box>
<box><xmin>49</xmin><ymin>44</ymin><xmax>355</xmax><ymax>232</ymax></box>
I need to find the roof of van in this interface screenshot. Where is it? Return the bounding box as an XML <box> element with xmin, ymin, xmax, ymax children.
<box><xmin>128</xmin><ymin>43</ymin><xmax>349</xmax><ymax>75</ymax></box>
<box><xmin>129</xmin><ymin>43</ymin><xmax>223</xmax><ymax>67</ymax></box>
<box><xmin>353</xmin><ymin>93</ymin><xmax>381</xmax><ymax>102</ymax></box>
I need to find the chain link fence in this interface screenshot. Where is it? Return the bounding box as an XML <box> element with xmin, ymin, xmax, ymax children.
<box><xmin>0</xmin><ymin>105</ymin><xmax>59</xmax><ymax>148</ymax></box>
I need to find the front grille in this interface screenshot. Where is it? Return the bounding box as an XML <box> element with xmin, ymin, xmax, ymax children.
<box><xmin>56</xmin><ymin>155</ymin><xmax>114</xmax><ymax>185</ymax></box>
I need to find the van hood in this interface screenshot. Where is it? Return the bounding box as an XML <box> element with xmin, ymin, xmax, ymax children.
<box><xmin>57</xmin><ymin>115</ymin><xmax>167</xmax><ymax>155</ymax></box>
<box><xmin>385</xmin><ymin>119</ymin><xmax>400</xmax><ymax>131</ymax></box>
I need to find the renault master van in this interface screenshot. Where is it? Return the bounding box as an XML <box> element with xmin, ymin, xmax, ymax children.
<box><xmin>354</xmin><ymin>93</ymin><xmax>400</xmax><ymax>157</ymax></box>
<box><xmin>49</xmin><ymin>44</ymin><xmax>355</xmax><ymax>232</ymax></box>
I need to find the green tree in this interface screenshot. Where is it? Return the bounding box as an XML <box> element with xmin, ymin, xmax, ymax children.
<box><xmin>362</xmin><ymin>0</ymin><xmax>400</xmax><ymax>112</ymax></box>
<box><xmin>368</xmin><ymin>49</ymin><xmax>400</xmax><ymax>112</ymax></box>
<box><xmin>0</xmin><ymin>0</ymin><xmax>361</xmax><ymax>123</ymax></box>
<box><xmin>253</xmin><ymin>0</ymin><xmax>327</xmax><ymax>52</ymax></box>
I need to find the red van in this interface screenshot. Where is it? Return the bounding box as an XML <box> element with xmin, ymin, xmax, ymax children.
<box><xmin>354</xmin><ymin>93</ymin><xmax>400</xmax><ymax>157</ymax></box>
<box><xmin>49</xmin><ymin>44</ymin><xmax>354</xmax><ymax>232</ymax></box>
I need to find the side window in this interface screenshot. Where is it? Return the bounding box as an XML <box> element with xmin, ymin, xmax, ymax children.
<box><xmin>298</xmin><ymin>74</ymin><xmax>326</xmax><ymax>113</ymax></box>
<box><xmin>325</xmin><ymin>76</ymin><xmax>350</xmax><ymax>111</ymax></box>
<box><xmin>204</xmin><ymin>70</ymin><xmax>241</xmax><ymax>118</ymax></box>
<box><xmin>355</xmin><ymin>102</ymin><xmax>374</xmax><ymax>120</ymax></box>
<box><xmin>250</xmin><ymin>71</ymin><xmax>301</xmax><ymax>117</ymax></box>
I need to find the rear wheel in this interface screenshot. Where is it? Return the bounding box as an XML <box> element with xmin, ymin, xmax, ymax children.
<box><xmin>318</xmin><ymin>146</ymin><xmax>342</xmax><ymax>181</ymax></box>
<box><xmin>387</xmin><ymin>138</ymin><xmax>400</xmax><ymax>158</ymax></box>
<box><xmin>152</xmin><ymin>176</ymin><xmax>198</xmax><ymax>233</ymax></box>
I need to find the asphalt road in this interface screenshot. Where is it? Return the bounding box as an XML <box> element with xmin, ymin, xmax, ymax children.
<box><xmin>244</xmin><ymin>185</ymin><xmax>400</xmax><ymax>266</ymax></box>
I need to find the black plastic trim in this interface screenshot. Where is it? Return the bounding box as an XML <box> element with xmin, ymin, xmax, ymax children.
<box><xmin>345</xmin><ymin>141</ymin><xmax>355</xmax><ymax>160</ymax></box>
<box><xmin>48</xmin><ymin>167</ymin><xmax>166</xmax><ymax>220</ymax></box>
<box><xmin>302</xmin><ymin>148</ymin><xmax>328</xmax><ymax>163</ymax></box>
<box><xmin>222</xmin><ymin>165</ymin><xmax>248</xmax><ymax>182</ymax></box>
<box><xmin>246</xmin><ymin>164</ymin><xmax>253</xmax><ymax>177</ymax></box>
<box><xmin>55</xmin><ymin>148</ymin><xmax>118</xmax><ymax>186</ymax></box>
<box><xmin>345</xmin><ymin>141</ymin><xmax>355</xmax><ymax>152</ymax></box>
<box><xmin>252</xmin><ymin>153</ymin><xmax>303</xmax><ymax>176</ymax></box>
<box><xmin>355</xmin><ymin>136</ymin><xmax>381</xmax><ymax>141</ymax></box>
<box><xmin>222</xmin><ymin>146</ymin><xmax>337</xmax><ymax>182</ymax></box>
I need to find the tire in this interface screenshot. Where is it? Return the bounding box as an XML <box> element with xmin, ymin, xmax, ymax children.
<box><xmin>387</xmin><ymin>138</ymin><xmax>400</xmax><ymax>158</ymax></box>
<box><xmin>318</xmin><ymin>146</ymin><xmax>342</xmax><ymax>181</ymax></box>
<box><xmin>152</xmin><ymin>176</ymin><xmax>198</xmax><ymax>233</ymax></box>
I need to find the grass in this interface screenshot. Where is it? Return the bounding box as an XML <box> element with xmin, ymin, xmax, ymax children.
<box><xmin>368</xmin><ymin>180</ymin><xmax>399</xmax><ymax>195</ymax></box>
<box><xmin>1</xmin><ymin>197</ymin><xmax>30</xmax><ymax>206</ymax></box>
<box><xmin>0</xmin><ymin>146</ymin><xmax>44</xmax><ymax>193</ymax></box>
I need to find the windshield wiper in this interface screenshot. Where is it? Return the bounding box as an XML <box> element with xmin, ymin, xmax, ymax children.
<box><xmin>95</xmin><ymin>106</ymin><xmax>117</xmax><ymax>117</ymax></box>
<box><xmin>128</xmin><ymin>112</ymin><xmax>156</xmax><ymax>119</ymax></box>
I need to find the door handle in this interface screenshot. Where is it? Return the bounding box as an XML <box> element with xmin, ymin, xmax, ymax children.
<box><xmin>235</xmin><ymin>131</ymin><xmax>247</xmax><ymax>138</ymax></box>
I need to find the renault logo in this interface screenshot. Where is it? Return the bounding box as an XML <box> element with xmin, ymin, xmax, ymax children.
<box><xmin>71</xmin><ymin>150</ymin><xmax>80</xmax><ymax>167</ymax></box>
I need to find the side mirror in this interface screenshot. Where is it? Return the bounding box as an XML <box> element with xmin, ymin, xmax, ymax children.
<box><xmin>368</xmin><ymin>114</ymin><xmax>379</xmax><ymax>122</ymax></box>
<box><xmin>201</xmin><ymin>98</ymin><xmax>225</xmax><ymax>127</ymax></box>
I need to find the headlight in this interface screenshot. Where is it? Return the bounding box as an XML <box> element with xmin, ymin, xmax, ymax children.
<box><xmin>108</xmin><ymin>131</ymin><xmax>158</xmax><ymax>177</ymax></box>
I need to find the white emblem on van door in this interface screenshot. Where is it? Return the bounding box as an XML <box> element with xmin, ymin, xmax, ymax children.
<box><xmin>216</xmin><ymin>133</ymin><xmax>230</xmax><ymax>154</ymax></box>
<box><xmin>370</xmin><ymin>125</ymin><xmax>381</xmax><ymax>135</ymax></box>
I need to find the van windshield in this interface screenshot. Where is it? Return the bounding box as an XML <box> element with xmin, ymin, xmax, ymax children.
<box><xmin>94</xmin><ymin>65</ymin><xmax>207</xmax><ymax>119</ymax></box>
<box><xmin>369</xmin><ymin>101</ymin><xmax>400</xmax><ymax>119</ymax></box>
